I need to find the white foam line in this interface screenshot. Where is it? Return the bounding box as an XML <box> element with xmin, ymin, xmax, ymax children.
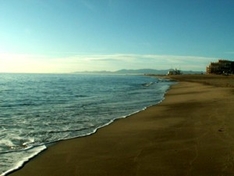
<box><xmin>56</xmin><ymin>81</ymin><xmax>176</xmax><ymax>141</ymax></box>
<box><xmin>2</xmin><ymin>79</ymin><xmax>176</xmax><ymax>176</ymax></box>
<box><xmin>1</xmin><ymin>145</ymin><xmax>47</xmax><ymax>176</ymax></box>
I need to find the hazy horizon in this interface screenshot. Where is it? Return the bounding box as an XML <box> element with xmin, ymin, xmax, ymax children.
<box><xmin>1</xmin><ymin>0</ymin><xmax>234</xmax><ymax>73</ymax></box>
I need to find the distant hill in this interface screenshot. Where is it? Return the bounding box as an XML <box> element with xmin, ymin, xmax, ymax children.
<box><xmin>74</xmin><ymin>69</ymin><xmax>203</xmax><ymax>75</ymax></box>
<box><xmin>114</xmin><ymin>69</ymin><xmax>168</xmax><ymax>75</ymax></box>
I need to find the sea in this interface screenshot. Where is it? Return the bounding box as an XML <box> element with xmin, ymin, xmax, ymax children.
<box><xmin>0</xmin><ymin>73</ymin><xmax>174</xmax><ymax>175</ymax></box>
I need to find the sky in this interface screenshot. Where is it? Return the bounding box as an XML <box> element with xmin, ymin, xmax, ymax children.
<box><xmin>0</xmin><ymin>0</ymin><xmax>234</xmax><ymax>73</ymax></box>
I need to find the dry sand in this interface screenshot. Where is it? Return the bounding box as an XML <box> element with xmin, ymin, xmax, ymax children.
<box><xmin>9</xmin><ymin>75</ymin><xmax>234</xmax><ymax>176</ymax></box>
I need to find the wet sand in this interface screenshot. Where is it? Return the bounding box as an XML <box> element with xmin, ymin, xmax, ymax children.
<box><xmin>10</xmin><ymin>75</ymin><xmax>234</xmax><ymax>176</ymax></box>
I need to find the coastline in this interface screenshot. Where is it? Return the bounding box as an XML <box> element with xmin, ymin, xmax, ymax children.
<box><xmin>9</xmin><ymin>75</ymin><xmax>234</xmax><ymax>176</ymax></box>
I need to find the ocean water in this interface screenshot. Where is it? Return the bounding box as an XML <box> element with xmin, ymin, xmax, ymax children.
<box><xmin>0</xmin><ymin>73</ymin><xmax>174</xmax><ymax>175</ymax></box>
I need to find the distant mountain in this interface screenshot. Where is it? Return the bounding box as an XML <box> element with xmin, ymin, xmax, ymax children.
<box><xmin>74</xmin><ymin>69</ymin><xmax>203</xmax><ymax>75</ymax></box>
<box><xmin>115</xmin><ymin>69</ymin><xmax>168</xmax><ymax>75</ymax></box>
<box><xmin>74</xmin><ymin>70</ymin><xmax>112</xmax><ymax>74</ymax></box>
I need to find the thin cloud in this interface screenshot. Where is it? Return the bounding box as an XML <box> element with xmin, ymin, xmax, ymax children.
<box><xmin>0</xmin><ymin>53</ymin><xmax>218</xmax><ymax>73</ymax></box>
<box><xmin>66</xmin><ymin>54</ymin><xmax>217</xmax><ymax>71</ymax></box>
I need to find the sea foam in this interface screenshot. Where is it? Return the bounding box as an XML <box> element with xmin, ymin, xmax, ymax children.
<box><xmin>0</xmin><ymin>74</ymin><xmax>174</xmax><ymax>175</ymax></box>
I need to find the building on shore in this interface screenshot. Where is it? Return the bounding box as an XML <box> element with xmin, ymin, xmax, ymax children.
<box><xmin>167</xmin><ymin>68</ymin><xmax>182</xmax><ymax>75</ymax></box>
<box><xmin>206</xmin><ymin>60</ymin><xmax>234</xmax><ymax>74</ymax></box>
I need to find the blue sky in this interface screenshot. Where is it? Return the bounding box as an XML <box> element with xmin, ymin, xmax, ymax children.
<box><xmin>0</xmin><ymin>0</ymin><xmax>234</xmax><ymax>73</ymax></box>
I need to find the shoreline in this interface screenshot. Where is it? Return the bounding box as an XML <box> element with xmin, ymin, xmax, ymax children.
<box><xmin>1</xmin><ymin>74</ymin><xmax>170</xmax><ymax>176</ymax></box>
<box><xmin>4</xmin><ymin>79</ymin><xmax>171</xmax><ymax>176</ymax></box>
<box><xmin>9</xmin><ymin>75</ymin><xmax>234</xmax><ymax>175</ymax></box>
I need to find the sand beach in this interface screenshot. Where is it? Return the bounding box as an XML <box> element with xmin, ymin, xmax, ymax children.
<box><xmin>9</xmin><ymin>74</ymin><xmax>234</xmax><ymax>176</ymax></box>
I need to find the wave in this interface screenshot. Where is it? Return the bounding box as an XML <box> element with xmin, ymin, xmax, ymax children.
<box><xmin>1</xmin><ymin>145</ymin><xmax>46</xmax><ymax>176</ymax></box>
<box><xmin>0</xmin><ymin>74</ymin><xmax>175</xmax><ymax>175</ymax></box>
